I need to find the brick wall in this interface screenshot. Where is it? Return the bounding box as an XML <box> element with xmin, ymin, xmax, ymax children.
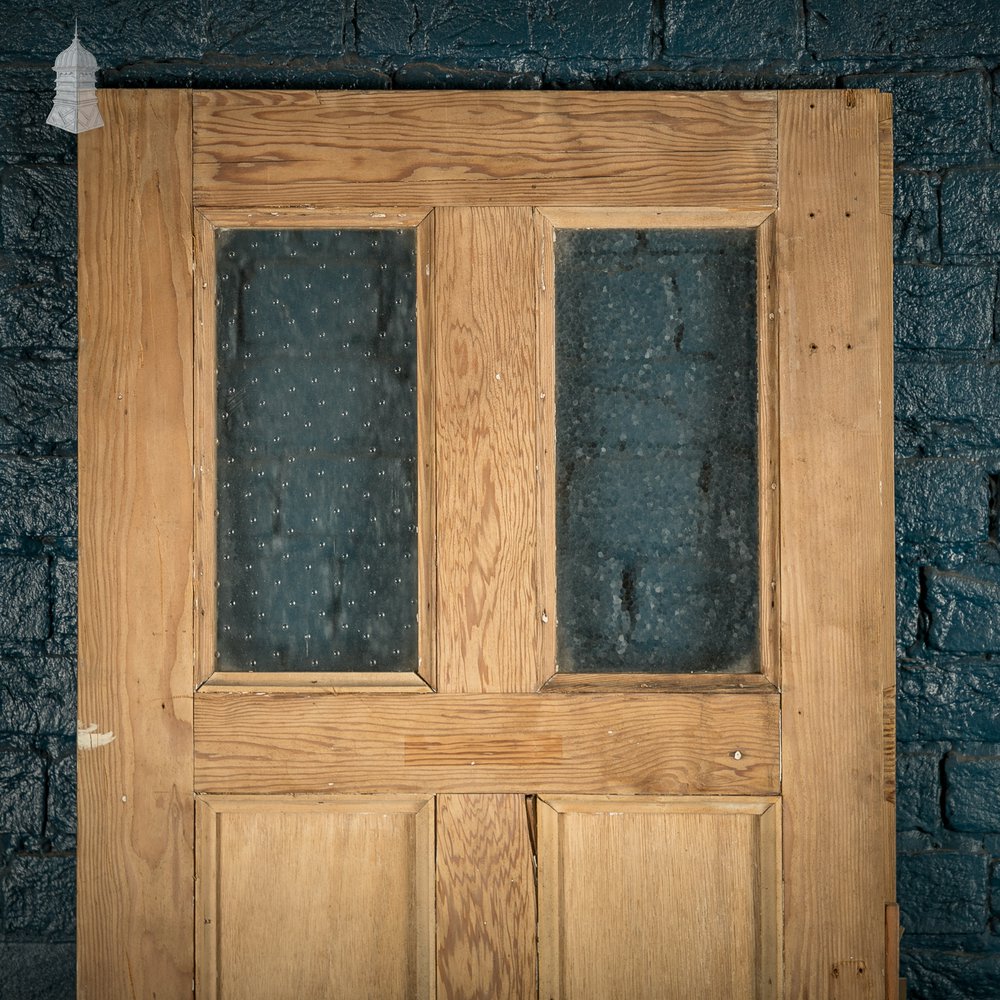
<box><xmin>0</xmin><ymin>2</ymin><xmax>997</xmax><ymax>997</ymax></box>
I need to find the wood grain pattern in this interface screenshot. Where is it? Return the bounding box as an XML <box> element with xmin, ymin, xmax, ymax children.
<box><xmin>196</xmin><ymin>795</ymin><xmax>433</xmax><ymax>1000</ymax></box>
<box><xmin>757</xmin><ymin>214</ymin><xmax>782</xmax><ymax>687</ymax></box>
<box><xmin>537</xmin><ymin>796</ymin><xmax>781</xmax><ymax>1000</ymax></box>
<box><xmin>195</xmin><ymin>90</ymin><xmax>776</xmax><ymax>154</ymax></box>
<box><xmin>434</xmin><ymin>208</ymin><xmax>542</xmax><ymax>693</ymax></box>
<box><xmin>193</xmin><ymin>209</ymin><xmax>217</xmax><ymax>686</ymax></box>
<box><xmin>436</xmin><ymin>794</ymin><xmax>536</xmax><ymax>999</ymax></box>
<box><xmin>198</xmin><ymin>207</ymin><xmax>431</xmax><ymax>228</ymax></box>
<box><xmin>535</xmin><ymin>209</ymin><xmax>557</xmax><ymax>685</ymax></box>
<box><xmin>199</xmin><ymin>670</ymin><xmax>433</xmax><ymax>693</ymax></box>
<box><xmin>878</xmin><ymin>90</ymin><xmax>899</xmax><ymax>916</ymax></box>
<box><xmin>416</xmin><ymin>212</ymin><xmax>438</xmax><ymax>688</ymax></box>
<box><xmin>193</xmin><ymin>90</ymin><xmax>777</xmax><ymax>209</ymax></box>
<box><xmin>77</xmin><ymin>89</ymin><xmax>195</xmax><ymax>999</ymax></box>
<box><xmin>776</xmin><ymin>90</ymin><xmax>894</xmax><ymax>999</ymax></box>
<box><xmin>538</xmin><ymin>206</ymin><xmax>774</xmax><ymax>229</ymax></box>
<box><xmin>194</xmin><ymin>691</ymin><xmax>779</xmax><ymax>795</ymax></box>
<box><xmin>885</xmin><ymin>903</ymin><xmax>901</xmax><ymax>1000</ymax></box>
<box><xmin>541</xmin><ymin>671</ymin><xmax>777</xmax><ymax>693</ymax></box>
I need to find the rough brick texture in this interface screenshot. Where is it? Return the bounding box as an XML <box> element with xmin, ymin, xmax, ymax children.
<box><xmin>0</xmin><ymin>2</ymin><xmax>998</xmax><ymax>998</ymax></box>
<box><xmin>945</xmin><ymin>752</ymin><xmax>1000</xmax><ymax>832</ymax></box>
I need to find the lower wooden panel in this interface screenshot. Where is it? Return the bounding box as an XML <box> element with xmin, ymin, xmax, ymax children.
<box><xmin>538</xmin><ymin>796</ymin><xmax>781</xmax><ymax>1000</ymax></box>
<box><xmin>196</xmin><ymin>795</ymin><xmax>434</xmax><ymax>1000</ymax></box>
<box><xmin>195</xmin><ymin>691</ymin><xmax>778</xmax><ymax>795</ymax></box>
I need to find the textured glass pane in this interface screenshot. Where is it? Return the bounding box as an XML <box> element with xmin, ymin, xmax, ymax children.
<box><xmin>215</xmin><ymin>229</ymin><xmax>417</xmax><ymax>671</ymax></box>
<box><xmin>555</xmin><ymin>228</ymin><xmax>758</xmax><ymax>673</ymax></box>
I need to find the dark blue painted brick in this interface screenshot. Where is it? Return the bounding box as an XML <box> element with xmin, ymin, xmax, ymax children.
<box><xmin>531</xmin><ymin>0</ymin><xmax>650</xmax><ymax>65</ymax></box>
<box><xmin>807</xmin><ymin>0</ymin><xmax>1000</xmax><ymax>58</ymax></box>
<box><xmin>0</xmin><ymin>359</ymin><xmax>76</xmax><ymax>454</ymax></box>
<box><xmin>0</xmin><ymin>458</ymin><xmax>76</xmax><ymax>539</ymax></box>
<box><xmin>894</xmin><ymin>458</ymin><xmax>987</xmax><ymax>543</ymax></box>
<box><xmin>894</xmin><ymin>171</ymin><xmax>940</xmax><ymax>262</ymax></box>
<box><xmin>0</xmin><ymin>558</ymin><xmax>48</xmax><ymax>641</ymax></box>
<box><xmin>896</xmin><ymin>359</ymin><xmax>1000</xmax><ymax>453</ymax></box>
<box><xmin>897</xmin><ymin>747</ymin><xmax>943</xmax><ymax>831</ymax></box>
<box><xmin>0</xmin><ymin>166</ymin><xmax>76</xmax><ymax>257</ymax></box>
<box><xmin>45</xmin><ymin>749</ymin><xmax>75</xmax><ymax>852</ymax></box>
<box><xmin>356</xmin><ymin>0</ymin><xmax>416</xmax><ymax>56</ymax></box>
<box><xmin>899</xmin><ymin>664</ymin><xmax>1000</xmax><ymax>742</ymax></box>
<box><xmin>376</xmin><ymin>0</ymin><xmax>543</xmax><ymax>69</ymax></box>
<box><xmin>204</xmin><ymin>0</ymin><xmax>346</xmax><ymax>57</ymax></box>
<box><xmin>901</xmin><ymin>950</ymin><xmax>1000</xmax><ymax>1000</ymax></box>
<box><xmin>898</xmin><ymin>851</ymin><xmax>987</xmax><ymax>934</ymax></box>
<box><xmin>0</xmin><ymin>79</ymin><xmax>76</xmax><ymax>163</ymax></box>
<box><xmin>942</xmin><ymin>168</ymin><xmax>1000</xmax><ymax>257</ymax></box>
<box><xmin>0</xmin><ymin>943</ymin><xmax>74</xmax><ymax>1000</ymax></box>
<box><xmin>0</xmin><ymin>657</ymin><xmax>75</xmax><ymax>737</ymax></box>
<box><xmin>894</xmin><ymin>265</ymin><xmax>994</xmax><ymax>351</ymax></box>
<box><xmin>925</xmin><ymin>566</ymin><xmax>1000</xmax><ymax>654</ymax></box>
<box><xmin>945</xmin><ymin>752</ymin><xmax>1000</xmax><ymax>831</ymax></box>
<box><xmin>0</xmin><ymin>259</ymin><xmax>76</xmax><ymax>351</ymax></box>
<box><xmin>0</xmin><ymin>0</ymin><xmax>202</xmax><ymax>63</ymax></box>
<box><xmin>360</xmin><ymin>0</ymin><xmax>650</xmax><ymax>64</ymax></box>
<box><xmin>662</xmin><ymin>0</ymin><xmax>800</xmax><ymax>61</ymax></box>
<box><xmin>51</xmin><ymin>560</ymin><xmax>76</xmax><ymax>640</ymax></box>
<box><xmin>847</xmin><ymin>73</ymin><xmax>990</xmax><ymax>168</ymax></box>
<box><xmin>1</xmin><ymin>855</ymin><xmax>75</xmax><ymax>938</ymax></box>
<box><xmin>0</xmin><ymin>753</ymin><xmax>44</xmax><ymax>840</ymax></box>
<box><xmin>897</xmin><ymin>560</ymin><xmax>920</xmax><ymax>653</ymax></box>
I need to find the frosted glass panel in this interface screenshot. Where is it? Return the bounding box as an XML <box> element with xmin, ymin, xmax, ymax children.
<box><xmin>555</xmin><ymin>228</ymin><xmax>758</xmax><ymax>673</ymax></box>
<box><xmin>214</xmin><ymin>228</ymin><xmax>418</xmax><ymax>671</ymax></box>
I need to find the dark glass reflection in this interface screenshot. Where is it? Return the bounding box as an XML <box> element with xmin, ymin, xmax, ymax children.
<box><xmin>214</xmin><ymin>228</ymin><xmax>418</xmax><ymax>671</ymax></box>
<box><xmin>555</xmin><ymin>228</ymin><xmax>758</xmax><ymax>673</ymax></box>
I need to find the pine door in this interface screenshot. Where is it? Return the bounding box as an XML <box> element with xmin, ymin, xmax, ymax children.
<box><xmin>78</xmin><ymin>89</ymin><xmax>897</xmax><ymax>999</ymax></box>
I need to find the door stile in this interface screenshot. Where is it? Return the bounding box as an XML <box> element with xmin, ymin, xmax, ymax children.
<box><xmin>776</xmin><ymin>90</ymin><xmax>894</xmax><ymax>998</ymax></box>
<box><xmin>78</xmin><ymin>88</ymin><xmax>196</xmax><ymax>999</ymax></box>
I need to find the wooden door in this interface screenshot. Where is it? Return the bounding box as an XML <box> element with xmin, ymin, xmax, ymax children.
<box><xmin>78</xmin><ymin>89</ymin><xmax>896</xmax><ymax>999</ymax></box>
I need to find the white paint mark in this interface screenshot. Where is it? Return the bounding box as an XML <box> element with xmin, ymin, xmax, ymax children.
<box><xmin>77</xmin><ymin>721</ymin><xmax>116</xmax><ymax>750</ymax></box>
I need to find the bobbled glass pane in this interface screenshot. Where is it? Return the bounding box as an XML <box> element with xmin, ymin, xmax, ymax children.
<box><xmin>555</xmin><ymin>228</ymin><xmax>759</xmax><ymax>673</ymax></box>
<box><xmin>214</xmin><ymin>228</ymin><xmax>418</xmax><ymax>671</ymax></box>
